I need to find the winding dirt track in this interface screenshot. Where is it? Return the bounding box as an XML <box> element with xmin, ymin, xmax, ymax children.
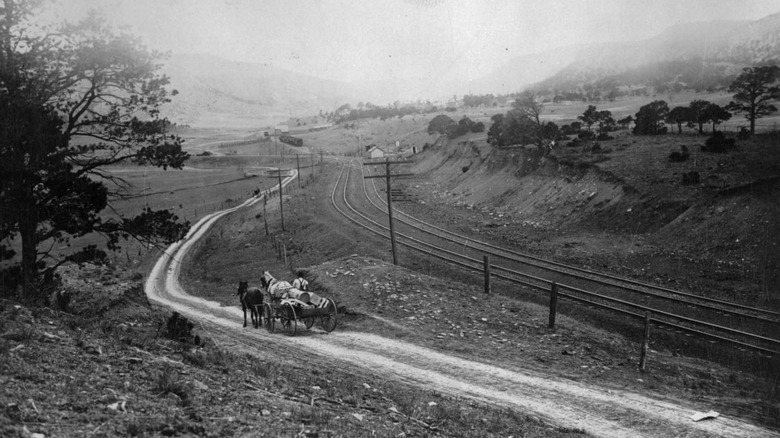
<box><xmin>144</xmin><ymin>169</ymin><xmax>778</xmax><ymax>438</ymax></box>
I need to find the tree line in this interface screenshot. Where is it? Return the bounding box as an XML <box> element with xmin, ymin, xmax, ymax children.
<box><xmin>633</xmin><ymin>66</ymin><xmax>779</xmax><ymax>136</ymax></box>
<box><xmin>477</xmin><ymin>65</ymin><xmax>779</xmax><ymax>154</ymax></box>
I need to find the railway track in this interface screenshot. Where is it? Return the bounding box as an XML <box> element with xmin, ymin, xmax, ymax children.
<box><xmin>330</xmin><ymin>160</ymin><xmax>780</xmax><ymax>356</ymax></box>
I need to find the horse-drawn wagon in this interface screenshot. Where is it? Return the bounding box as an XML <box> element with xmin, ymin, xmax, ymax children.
<box><xmin>260</xmin><ymin>271</ymin><xmax>337</xmax><ymax>335</ymax></box>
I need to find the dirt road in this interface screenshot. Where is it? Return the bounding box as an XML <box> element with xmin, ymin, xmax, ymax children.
<box><xmin>144</xmin><ymin>172</ymin><xmax>778</xmax><ymax>438</ymax></box>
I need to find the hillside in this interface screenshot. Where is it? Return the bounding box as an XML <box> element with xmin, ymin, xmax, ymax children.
<box><xmin>160</xmin><ymin>54</ymin><xmax>345</xmax><ymax>128</ymax></box>
<box><xmin>522</xmin><ymin>15</ymin><xmax>779</xmax><ymax>96</ymax></box>
<box><xmin>399</xmin><ymin>128</ymin><xmax>779</xmax><ymax>306</ymax></box>
<box><xmin>157</xmin><ymin>13</ymin><xmax>780</xmax><ymax>129</ymax></box>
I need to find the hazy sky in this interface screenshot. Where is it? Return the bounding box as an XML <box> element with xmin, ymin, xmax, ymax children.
<box><xmin>52</xmin><ymin>0</ymin><xmax>780</xmax><ymax>83</ymax></box>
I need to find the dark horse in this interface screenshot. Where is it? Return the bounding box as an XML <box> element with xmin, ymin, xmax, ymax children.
<box><xmin>237</xmin><ymin>281</ymin><xmax>264</xmax><ymax>328</ymax></box>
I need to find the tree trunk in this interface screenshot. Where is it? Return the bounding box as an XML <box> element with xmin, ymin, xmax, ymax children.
<box><xmin>19</xmin><ymin>175</ymin><xmax>39</xmax><ymax>297</ymax></box>
<box><xmin>20</xmin><ymin>214</ymin><xmax>38</xmax><ymax>297</ymax></box>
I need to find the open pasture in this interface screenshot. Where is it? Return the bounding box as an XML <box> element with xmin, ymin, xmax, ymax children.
<box><xmin>32</xmin><ymin>153</ymin><xmax>318</xmax><ymax>272</ymax></box>
<box><xmin>106</xmin><ymin>154</ymin><xmax>316</xmax><ymax>221</ymax></box>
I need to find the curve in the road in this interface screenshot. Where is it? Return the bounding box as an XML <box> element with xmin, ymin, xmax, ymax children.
<box><xmin>144</xmin><ymin>166</ymin><xmax>777</xmax><ymax>438</ymax></box>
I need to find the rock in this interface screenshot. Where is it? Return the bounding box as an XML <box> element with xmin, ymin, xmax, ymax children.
<box><xmin>84</xmin><ymin>345</ymin><xmax>102</xmax><ymax>356</ymax></box>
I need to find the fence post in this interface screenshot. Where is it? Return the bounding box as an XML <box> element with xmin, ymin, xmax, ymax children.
<box><xmin>483</xmin><ymin>255</ymin><xmax>490</xmax><ymax>294</ymax></box>
<box><xmin>282</xmin><ymin>243</ymin><xmax>288</xmax><ymax>267</ymax></box>
<box><xmin>548</xmin><ymin>282</ymin><xmax>558</xmax><ymax>329</ymax></box>
<box><xmin>639</xmin><ymin>311</ymin><xmax>652</xmax><ymax>372</ymax></box>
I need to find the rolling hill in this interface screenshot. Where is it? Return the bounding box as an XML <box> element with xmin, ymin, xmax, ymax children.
<box><xmin>159</xmin><ymin>13</ymin><xmax>780</xmax><ymax>128</ymax></box>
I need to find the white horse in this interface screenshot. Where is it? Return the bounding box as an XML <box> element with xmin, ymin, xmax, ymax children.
<box><xmin>261</xmin><ymin>270</ymin><xmax>289</xmax><ymax>297</ymax></box>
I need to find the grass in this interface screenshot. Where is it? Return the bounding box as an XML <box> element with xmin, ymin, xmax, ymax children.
<box><xmin>154</xmin><ymin>365</ymin><xmax>191</xmax><ymax>403</ymax></box>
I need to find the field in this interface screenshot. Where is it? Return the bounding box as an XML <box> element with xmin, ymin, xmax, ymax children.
<box><xmin>0</xmin><ymin>145</ymin><xmax>321</xmax><ymax>276</ymax></box>
<box><xmin>1</xmin><ymin>89</ymin><xmax>779</xmax><ymax>436</ymax></box>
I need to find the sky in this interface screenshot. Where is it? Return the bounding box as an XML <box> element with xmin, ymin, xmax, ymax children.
<box><xmin>50</xmin><ymin>0</ymin><xmax>780</xmax><ymax>83</ymax></box>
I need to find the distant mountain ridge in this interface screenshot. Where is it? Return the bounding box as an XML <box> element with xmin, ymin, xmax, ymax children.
<box><xmin>525</xmin><ymin>14</ymin><xmax>780</xmax><ymax>95</ymax></box>
<box><xmin>160</xmin><ymin>12</ymin><xmax>780</xmax><ymax>127</ymax></box>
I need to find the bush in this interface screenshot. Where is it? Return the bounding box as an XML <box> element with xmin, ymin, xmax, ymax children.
<box><xmin>427</xmin><ymin>114</ymin><xmax>456</xmax><ymax>135</ymax></box>
<box><xmin>702</xmin><ymin>132</ymin><xmax>735</xmax><ymax>153</ymax></box>
<box><xmin>669</xmin><ymin>145</ymin><xmax>690</xmax><ymax>162</ymax></box>
<box><xmin>682</xmin><ymin>171</ymin><xmax>700</xmax><ymax>185</ymax></box>
<box><xmin>164</xmin><ymin>312</ymin><xmax>199</xmax><ymax>344</ymax></box>
<box><xmin>154</xmin><ymin>365</ymin><xmax>190</xmax><ymax>402</ymax></box>
<box><xmin>596</xmin><ymin>133</ymin><xmax>614</xmax><ymax>141</ymax></box>
<box><xmin>578</xmin><ymin>131</ymin><xmax>596</xmax><ymax>141</ymax></box>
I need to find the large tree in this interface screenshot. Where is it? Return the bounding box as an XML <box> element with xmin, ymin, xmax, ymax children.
<box><xmin>427</xmin><ymin>114</ymin><xmax>456</xmax><ymax>135</ymax></box>
<box><xmin>577</xmin><ymin>105</ymin><xmax>599</xmax><ymax>132</ymax></box>
<box><xmin>666</xmin><ymin>106</ymin><xmax>691</xmax><ymax>134</ymax></box>
<box><xmin>703</xmin><ymin>103</ymin><xmax>731</xmax><ymax>133</ymax></box>
<box><xmin>687</xmin><ymin>100</ymin><xmax>711</xmax><ymax>134</ymax></box>
<box><xmin>726</xmin><ymin>65</ymin><xmax>780</xmax><ymax>135</ymax></box>
<box><xmin>1</xmin><ymin>0</ymin><xmax>189</xmax><ymax>295</ymax></box>
<box><xmin>633</xmin><ymin>100</ymin><xmax>669</xmax><ymax>135</ymax></box>
<box><xmin>487</xmin><ymin>92</ymin><xmax>557</xmax><ymax>151</ymax></box>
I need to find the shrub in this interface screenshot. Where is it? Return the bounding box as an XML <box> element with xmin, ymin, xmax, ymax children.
<box><xmin>578</xmin><ymin>131</ymin><xmax>596</xmax><ymax>141</ymax></box>
<box><xmin>702</xmin><ymin>132</ymin><xmax>735</xmax><ymax>153</ymax></box>
<box><xmin>54</xmin><ymin>289</ymin><xmax>72</xmax><ymax>312</ymax></box>
<box><xmin>154</xmin><ymin>365</ymin><xmax>189</xmax><ymax>402</ymax></box>
<box><xmin>164</xmin><ymin>312</ymin><xmax>198</xmax><ymax>344</ymax></box>
<box><xmin>596</xmin><ymin>133</ymin><xmax>614</xmax><ymax>141</ymax></box>
<box><xmin>669</xmin><ymin>145</ymin><xmax>690</xmax><ymax>162</ymax></box>
<box><xmin>682</xmin><ymin>171</ymin><xmax>700</xmax><ymax>185</ymax></box>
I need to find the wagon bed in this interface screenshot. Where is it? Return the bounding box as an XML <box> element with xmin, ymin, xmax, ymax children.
<box><xmin>262</xmin><ymin>295</ymin><xmax>337</xmax><ymax>336</ymax></box>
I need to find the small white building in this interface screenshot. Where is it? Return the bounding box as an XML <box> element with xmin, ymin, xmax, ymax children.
<box><xmin>367</xmin><ymin>146</ymin><xmax>385</xmax><ymax>159</ymax></box>
<box><xmin>275</xmin><ymin>124</ymin><xmax>290</xmax><ymax>135</ymax></box>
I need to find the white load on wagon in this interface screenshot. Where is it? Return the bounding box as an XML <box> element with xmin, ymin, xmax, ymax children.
<box><xmin>261</xmin><ymin>270</ymin><xmax>337</xmax><ymax>335</ymax></box>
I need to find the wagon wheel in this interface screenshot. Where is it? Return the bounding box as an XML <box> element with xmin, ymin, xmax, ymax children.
<box><xmin>280</xmin><ymin>302</ymin><xmax>298</xmax><ymax>336</ymax></box>
<box><xmin>303</xmin><ymin>314</ymin><xmax>315</xmax><ymax>330</ymax></box>
<box><xmin>320</xmin><ymin>299</ymin><xmax>338</xmax><ymax>333</ymax></box>
<box><xmin>262</xmin><ymin>303</ymin><xmax>275</xmax><ymax>333</ymax></box>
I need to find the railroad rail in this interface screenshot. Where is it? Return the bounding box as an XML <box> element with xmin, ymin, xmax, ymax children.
<box><xmin>329</xmin><ymin>160</ymin><xmax>779</xmax><ymax>356</ymax></box>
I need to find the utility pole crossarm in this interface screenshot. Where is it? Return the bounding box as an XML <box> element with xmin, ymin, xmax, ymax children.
<box><xmin>364</xmin><ymin>173</ymin><xmax>414</xmax><ymax>179</ymax></box>
<box><xmin>363</xmin><ymin>160</ymin><xmax>414</xmax><ymax>166</ymax></box>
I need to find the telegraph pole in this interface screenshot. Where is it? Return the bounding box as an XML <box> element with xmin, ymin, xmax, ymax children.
<box><xmin>364</xmin><ymin>159</ymin><xmax>413</xmax><ymax>265</ymax></box>
<box><xmin>277</xmin><ymin>168</ymin><xmax>284</xmax><ymax>231</ymax></box>
<box><xmin>296</xmin><ymin>154</ymin><xmax>301</xmax><ymax>189</ymax></box>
